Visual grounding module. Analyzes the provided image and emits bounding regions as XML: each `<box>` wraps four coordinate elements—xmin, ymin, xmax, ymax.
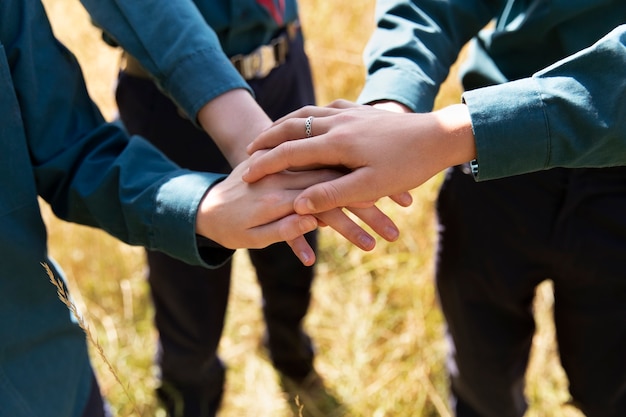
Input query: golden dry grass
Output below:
<box><xmin>40</xmin><ymin>0</ymin><xmax>583</xmax><ymax>416</ymax></box>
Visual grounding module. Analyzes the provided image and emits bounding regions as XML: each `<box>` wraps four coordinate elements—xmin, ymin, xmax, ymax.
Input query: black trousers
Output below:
<box><xmin>115</xmin><ymin>33</ymin><xmax>318</xmax><ymax>406</ymax></box>
<box><xmin>436</xmin><ymin>165</ymin><xmax>626</xmax><ymax>417</ymax></box>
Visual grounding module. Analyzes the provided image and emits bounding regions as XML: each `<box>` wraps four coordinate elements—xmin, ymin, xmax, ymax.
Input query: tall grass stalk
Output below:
<box><xmin>43</xmin><ymin>263</ymin><xmax>143</xmax><ymax>417</ymax></box>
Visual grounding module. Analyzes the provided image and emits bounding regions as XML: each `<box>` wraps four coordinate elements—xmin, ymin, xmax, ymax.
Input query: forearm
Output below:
<box><xmin>429</xmin><ymin>104</ymin><xmax>476</xmax><ymax>169</ymax></box>
<box><xmin>197</xmin><ymin>89</ymin><xmax>273</xmax><ymax>167</ymax></box>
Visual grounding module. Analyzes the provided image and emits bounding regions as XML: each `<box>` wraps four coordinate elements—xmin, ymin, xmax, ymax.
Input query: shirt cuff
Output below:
<box><xmin>462</xmin><ymin>77</ymin><xmax>550</xmax><ymax>181</ymax></box>
<box><xmin>359</xmin><ymin>68</ymin><xmax>438</xmax><ymax>113</ymax></box>
<box><xmin>160</xmin><ymin>48</ymin><xmax>252</xmax><ymax>124</ymax></box>
<box><xmin>150</xmin><ymin>171</ymin><xmax>233</xmax><ymax>268</ymax></box>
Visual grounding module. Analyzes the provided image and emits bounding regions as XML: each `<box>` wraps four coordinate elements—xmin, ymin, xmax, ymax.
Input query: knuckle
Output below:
<box><xmin>278</xmin><ymin>218</ymin><xmax>298</xmax><ymax>242</ymax></box>
<box><xmin>302</xmin><ymin>104</ymin><xmax>317</xmax><ymax>113</ymax></box>
<box><xmin>319</xmin><ymin>182</ymin><xmax>343</xmax><ymax>208</ymax></box>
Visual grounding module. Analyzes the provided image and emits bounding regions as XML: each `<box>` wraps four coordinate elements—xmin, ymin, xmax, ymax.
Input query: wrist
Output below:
<box><xmin>435</xmin><ymin>103</ymin><xmax>476</xmax><ymax>167</ymax></box>
<box><xmin>370</xmin><ymin>100</ymin><xmax>413</xmax><ymax>113</ymax></box>
<box><xmin>197</xmin><ymin>89</ymin><xmax>272</xmax><ymax>167</ymax></box>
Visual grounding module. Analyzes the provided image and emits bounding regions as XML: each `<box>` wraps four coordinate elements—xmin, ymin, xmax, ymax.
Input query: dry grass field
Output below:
<box><xmin>40</xmin><ymin>1</ymin><xmax>584</xmax><ymax>416</ymax></box>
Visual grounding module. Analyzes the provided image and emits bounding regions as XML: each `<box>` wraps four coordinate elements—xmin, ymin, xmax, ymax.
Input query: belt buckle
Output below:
<box><xmin>242</xmin><ymin>44</ymin><xmax>276</xmax><ymax>80</ymax></box>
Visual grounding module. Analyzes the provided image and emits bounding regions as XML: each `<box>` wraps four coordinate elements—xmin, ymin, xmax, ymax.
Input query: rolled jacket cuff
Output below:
<box><xmin>463</xmin><ymin>78</ymin><xmax>550</xmax><ymax>181</ymax></box>
<box><xmin>359</xmin><ymin>68</ymin><xmax>438</xmax><ymax>113</ymax></box>
<box><xmin>160</xmin><ymin>47</ymin><xmax>253</xmax><ymax>125</ymax></box>
<box><xmin>151</xmin><ymin>171</ymin><xmax>233</xmax><ymax>268</ymax></box>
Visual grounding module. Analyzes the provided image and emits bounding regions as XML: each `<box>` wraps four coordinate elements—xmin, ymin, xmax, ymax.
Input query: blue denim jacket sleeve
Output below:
<box><xmin>80</xmin><ymin>0</ymin><xmax>251</xmax><ymax>121</ymax></box>
<box><xmin>358</xmin><ymin>0</ymin><xmax>499</xmax><ymax>112</ymax></box>
<box><xmin>4</xmin><ymin>0</ymin><xmax>230</xmax><ymax>268</ymax></box>
<box><xmin>0</xmin><ymin>0</ymin><xmax>238</xmax><ymax>413</ymax></box>
<box><xmin>464</xmin><ymin>25</ymin><xmax>626</xmax><ymax>180</ymax></box>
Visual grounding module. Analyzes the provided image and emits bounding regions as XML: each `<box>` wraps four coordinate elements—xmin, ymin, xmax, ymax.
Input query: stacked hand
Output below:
<box><xmin>243</xmin><ymin>100</ymin><xmax>475</xmax><ymax>214</ymax></box>
<box><xmin>196</xmin><ymin>96</ymin><xmax>475</xmax><ymax>266</ymax></box>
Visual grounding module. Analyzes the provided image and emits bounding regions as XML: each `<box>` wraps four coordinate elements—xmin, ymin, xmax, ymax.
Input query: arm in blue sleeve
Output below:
<box><xmin>10</xmin><ymin>0</ymin><xmax>231</xmax><ymax>267</ymax></box>
<box><xmin>464</xmin><ymin>25</ymin><xmax>626</xmax><ymax>180</ymax></box>
<box><xmin>79</xmin><ymin>0</ymin><xmax>251</xmax><ymax>121</ymax></box>
<box><xmin>358</xmin><ymin>0</ymin><xmax>500</xmax><ymax>111</ymax></box>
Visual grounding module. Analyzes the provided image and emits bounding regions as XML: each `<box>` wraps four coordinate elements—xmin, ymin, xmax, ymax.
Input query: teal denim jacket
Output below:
<box><xmin>360</xmin><ymin>0</ymin><xmax>626</xmax><ymax>180</ymax></box>
<box><xmin>0</xmin><ymin>1</ymin><xmax>229</xmax><ymax>415</ymax></box>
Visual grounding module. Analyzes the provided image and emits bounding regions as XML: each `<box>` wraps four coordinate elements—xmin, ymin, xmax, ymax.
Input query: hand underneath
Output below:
<box><xmin>196</xmin><ymin>159</ymin><xmax>400</xmax><ymax>265</ymax></box>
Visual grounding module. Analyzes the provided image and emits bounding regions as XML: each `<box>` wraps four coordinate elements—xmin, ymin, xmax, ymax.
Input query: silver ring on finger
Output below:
<box><xmin>305</xmin><ymin>116</ymin><xmax>314</xmax><ymax>138</ymax></box>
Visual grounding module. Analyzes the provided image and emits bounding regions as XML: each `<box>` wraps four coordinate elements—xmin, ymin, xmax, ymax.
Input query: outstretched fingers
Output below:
<box><xmin>253</xmin><ymin>213</ymin><xmax>319</xmax><ymax>265</ymax></box>
<box><xmin>347</xmin><ymin>206</ymin><xmax>400</xmax><ymax>243</ymax></box>
<box><xmin>389</xmin><ymin>192</ymin><xmax>413</xmax><ymax>207</ymax></box>
<box><xmin>312</xmin><ymin>204</ymin><xmax>401</xmax><ymax>252</ymax></box>
<box><xmin>314</xmin><ymin>208</ymin><xmax>377</xmax><ymax>251</ymax></box>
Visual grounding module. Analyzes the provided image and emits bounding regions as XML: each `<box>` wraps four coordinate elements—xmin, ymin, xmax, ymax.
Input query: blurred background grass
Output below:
<box><xmin>40</xmin><ymin>1</ymin><xmax>583</xmax><ymax>416</ymax></box>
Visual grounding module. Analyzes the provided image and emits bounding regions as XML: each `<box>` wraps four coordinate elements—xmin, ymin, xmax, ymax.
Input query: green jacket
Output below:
<box><xmin>359</xmin><ymin>0</ymin><xmax>626</xmax><ymax>180</ymax></box>
<box><xmin>0</xmin><ymin>1</ymin><xmax>231</xmax><ymax>416</ymax></box>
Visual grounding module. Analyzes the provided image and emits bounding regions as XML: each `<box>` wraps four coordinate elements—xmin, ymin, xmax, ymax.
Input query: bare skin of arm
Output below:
<box><xmin>197</xmin><ymin>88</ymin><xmax>271</xmax><ymax>167</ymax></box>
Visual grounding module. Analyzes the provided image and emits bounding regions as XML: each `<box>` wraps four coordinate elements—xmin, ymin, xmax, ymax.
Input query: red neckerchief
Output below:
<box><xmin>256</xmin><ymin>0</ymin><xmax>285</xmax><ymax>25</ymax></box>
